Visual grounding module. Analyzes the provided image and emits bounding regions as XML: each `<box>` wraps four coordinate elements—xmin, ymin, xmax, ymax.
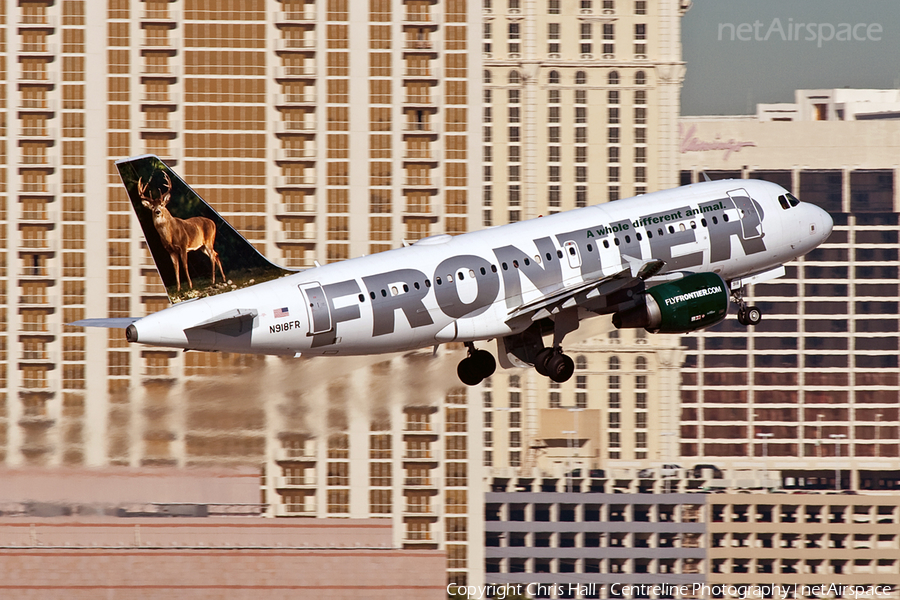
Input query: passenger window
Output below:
<box><xmin>679</xmin><ymin>223</ymin><xmax>686</xmax><ymax>231</ymax></box>
<box><xmin>369</xmin><ymin>291</ymin><xmax>376</xmax><ymax>300</ymax></box>
<box><xmin>701</xmin><ymin>218</ymin><xmax>707</xmax><ymax>227</ymax></box>
<box><xmin>569</xmin><ymin>247</ymin><xmax>576</xmax><ymax>255</ymax></box>
<box><xmin>523</xmin><ymin>258</ymin><xmax>530</xmax><ymax>266</ymax></box>
<box><xmin>691</xmin><ymin>221</ymin><xmax>697</xmax><ymax>229</ymax></box>
<box><xmin>381</xmin><ymin>289</ymin><xmax>387</xmax><ymax>297</ymax></box>
<box><xmin>391</xmin><ymin>286</ymin><xmax>398</xmax><ymax>296</ymax></box>
<box><xmin>502</xmin><ymin>262</ymin><xmax>508</xmax><ymax>270</ymax></box>
<box><xmin>636</xmin><ymin>233</ymin><xmax>642</xmax><ymax>241</ymax></box>
<box><xmin>557</xmin><ymin>250</ymin><xmax>563</xmax><ymax>259</ymax></box>
<box><xmin>712</xmin><ymin>216</ymin><xmax>718</xmax><ymax>224</ymax></box>
<box><xmin>425</xmin><ymin>279</ymin><xmax>431</xmax><ymax>287</ymax></box>
<box><xmin>546</xmin><ymin>252</ymin><xmax>553</xmax><ymax>261</ymax></box>
<box><xmin>647</xmin><ymin>230</ymin><xmax>653</xmax><ymax>239</ymax></box>
<box><xmin>358</xmin><ymin>294</ymin><xmax>365</xmax><ymax>302</ymax></box>
<box><xmin>480</xmin><ymin>267</ymin><xmax>486</xmax><ymax>275</ymax></box>
<box><xmin>723</xmin><ymin>213</ymin><xmax>729</xmax><ymax>222</ymax></box>
<box><xmin>469</xmin><ymin>269</ymin><xmax>475</xmax><ymax>277</ymax></box>
<box><xmin>436</xmin><ymin>277</ymin><xmax>442</xmax><ymax>285</ymax></box>
<box><xmin>491</xmin><ymin>265</ymin><xmax>497</xmax><ymax>273</ymax></box>
<box><xmin>658</xmin><ymin>228</ymin><xmax>664</xmax><ymax>236</ymax></box>
<box><xmin>603</xmin><ymin>240</ymin><xmax>609</xmax><ymax>248</ymax></box>
<box><xmin>534</xmin><ymin>255</ymin><xmax>541</xmax><ymax>264</ymax></box>
<box><xmin>614</xmin><ymin>238</ymin><xmax>620</xmax><ymax>246</ymax></box>
<box><xmin>447</xmin><ymin>274</ymin><xmax>453</xmax><ymax>282</ymax></box>
<box><xmin>458</xmin><ymin>271</ymin><xmax>464</xmax><ymax>280</ymax></box>
<box><xmin>668</xmin><ymin>226</ymin><xmax>674</xmax><ymax>234</ymax></box>
<box><xmin>625</xmin><ymin>235</ymin><xmax>631</xmax><ymax>243</ymax></box>
<box><xmin>414</xmin><ymin>281</ymin><xmax>420</xmax><ymax>289</ymax></box>
<box><xmin>403</xmin><ymin>284</ymin><xmax>409</xmax><ymax>292</ymax></box>
<box><xmin>513</xmin><ymin>260</ymin><xmax>519</xmax><ymax>268</ymax></box>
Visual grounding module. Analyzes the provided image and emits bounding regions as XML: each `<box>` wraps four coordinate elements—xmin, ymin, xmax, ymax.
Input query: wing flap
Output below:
<box><xmin>506</xmin><ymin>258</ymin><xmax>667</xmax><ymax>324</ymax></box>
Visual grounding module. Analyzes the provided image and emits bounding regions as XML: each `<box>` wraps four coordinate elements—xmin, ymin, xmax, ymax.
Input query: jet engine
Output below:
<box><xmin>612</xmin><ymin>272</ymin><xmax>729</xmax><ymax>333</ymax></box>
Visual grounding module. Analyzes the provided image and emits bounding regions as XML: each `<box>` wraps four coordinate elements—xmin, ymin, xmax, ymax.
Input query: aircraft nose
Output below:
<box><xmin>816</xmin><ymin>205</ymin><xmax>834</xmax><ymax>242</ymax></box>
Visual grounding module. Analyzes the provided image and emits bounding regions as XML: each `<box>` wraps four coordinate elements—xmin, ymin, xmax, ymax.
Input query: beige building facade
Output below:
<box><xmin>481</xmin><ymin>0</ymin><xmax>691</xmax><ymax>478</ymax></box>
<box><xmin>1</xmin><ymin>0</ymin><xmax>484</xmax><ymax>588</ymax></box>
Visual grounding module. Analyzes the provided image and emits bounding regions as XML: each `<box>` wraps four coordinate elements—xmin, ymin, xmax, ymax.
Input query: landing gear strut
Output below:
<box><xmin>732</xmin><ymin>288</ymin><xmax>762</xmax><ymax>326</ymax></box>
<box><xmin>457</xmin><ymin>342</ymin><xmax>496</xmax><ymax>386</ymax></box>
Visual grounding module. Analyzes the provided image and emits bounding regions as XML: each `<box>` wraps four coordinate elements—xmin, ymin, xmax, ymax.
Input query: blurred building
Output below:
<box><xmin>0</xmin><ymin>468</ymin><xmax>445</xmax><ymax>599</ymax></box>
<box><xmin>0</xmin><ymin>0</ymin><xmax>483</xmax><ymax>588</ymax></box>
<box><xmin>480</xmin><ymin>0</ymin><xmax>692</xmax><ymax>478</ymax></box>
<box><xmin>678</xmin><ymin>89</ymin><xmax>900</xmax><ymax>479</ymax></box>
<box><xmin>484</xmin><ymin>475</ymin><xmax>900</xmax><ymax>599</ymax></box>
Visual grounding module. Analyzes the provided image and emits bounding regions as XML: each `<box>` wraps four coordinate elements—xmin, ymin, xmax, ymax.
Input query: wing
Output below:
<box><xmin>506</xmin><ymin>257</ymin><xmax>666</xmax><ymax>324</ymax></box>
<box><xmin>68</xmin><ymin>318</ymin><xmax>140</xmax><ymax>328</ymax></box>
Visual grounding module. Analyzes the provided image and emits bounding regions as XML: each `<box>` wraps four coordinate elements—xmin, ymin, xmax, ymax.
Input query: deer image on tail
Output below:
<box><xmin>138</xmin><ymin>173</ymin><xmax>225</xmax><ymax>291</ymax></box>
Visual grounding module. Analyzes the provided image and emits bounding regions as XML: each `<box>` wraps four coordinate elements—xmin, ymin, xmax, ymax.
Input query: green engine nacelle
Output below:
<box><xmin>612</xmin><ymin>272</ymin><xmax>730</xmax><ymax>333</ymax></box>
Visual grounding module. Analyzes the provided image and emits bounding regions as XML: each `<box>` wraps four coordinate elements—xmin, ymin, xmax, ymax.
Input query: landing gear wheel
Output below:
<box><xmin>457</xmin><ymin>357</ymin><xmax>483</xmax><ymax>386</ymax></box>
<box><xmin>745</xmin><ymin>305</ymin><xmax>762</xmax><ymax>325</ymax></box>
<box><xmin>471</xmin><ymin>349</ymin><xmax>496</xmax><ymax>379</ymax></box>
<box><xmin>533</xmin><ymin>348</ymin><xmax>555</xmax><ymax>377</ymax></box>
<box><xmin>457</xmin><ymin>345</ymin><xmax>497</xmax><ymax>385</ymax></box>
<box><xmin>545</xmin><ymin>351</ymin><xmax>575</xmax><ymax>383</ymax></box>
<box><xmin>737</xmin><ymin>308</ymin><xmax>750</xmax><ymax>326</ymax></box>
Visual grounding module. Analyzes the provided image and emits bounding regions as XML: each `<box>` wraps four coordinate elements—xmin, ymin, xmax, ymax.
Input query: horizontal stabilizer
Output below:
<box><xmin>69</xmin><ymin>318</ymin><xmax>139</xmax><ymax>329</ymax></box>
<box><xmin>185</xmin><ymin>308</ymin><xmax>258</xmax><ymax>338</ymax></box>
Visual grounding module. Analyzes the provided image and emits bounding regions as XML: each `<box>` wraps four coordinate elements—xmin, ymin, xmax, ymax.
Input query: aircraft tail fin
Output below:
<box><xmin>116</xmin><ymin>155</ymin><xmax>293</xmax><ymax>304</ymax></box>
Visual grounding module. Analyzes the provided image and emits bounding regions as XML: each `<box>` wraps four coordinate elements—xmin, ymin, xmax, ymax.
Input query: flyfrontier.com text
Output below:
<box><xmin>664</xmin><ymin>285</ymin><xmax>724</xmax><ymax>306</ymax></box>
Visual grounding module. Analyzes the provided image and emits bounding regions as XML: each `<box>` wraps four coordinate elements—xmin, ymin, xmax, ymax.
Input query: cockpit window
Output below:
<box><xmin>785</xmin><ymin>192</ymin><xmax>800</xmax><ymax>207</ymax></box>
<box><xmin>778</xmin><ymin>194</ymin><xmax>790</xmax><ymax>210</ymax></box>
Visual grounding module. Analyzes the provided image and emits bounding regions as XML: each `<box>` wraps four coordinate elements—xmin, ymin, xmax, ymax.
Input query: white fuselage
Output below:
<box><xmin>130</xmin><ymin>179</ymin><xmax>832</xmax><ymax>356</ymax></box>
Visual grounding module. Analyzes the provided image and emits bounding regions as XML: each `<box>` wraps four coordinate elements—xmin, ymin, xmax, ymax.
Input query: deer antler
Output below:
<box><xmin>160</xmin><ymin>172</ymin><xmax>173</xmax><ymax>207</ymax></box>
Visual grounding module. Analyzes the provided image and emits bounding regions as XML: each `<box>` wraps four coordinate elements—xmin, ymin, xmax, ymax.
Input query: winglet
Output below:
<box><xmin>116</xmin><ymin>155</ymin><xmax>292</xmax><ymax>304</ymax></box>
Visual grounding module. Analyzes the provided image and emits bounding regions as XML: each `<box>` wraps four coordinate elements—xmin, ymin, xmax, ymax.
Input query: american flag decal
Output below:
<box><xmin>274</xmin><ymin>307</ymin><xmax>290</xmax><ymax>318</ymax></box>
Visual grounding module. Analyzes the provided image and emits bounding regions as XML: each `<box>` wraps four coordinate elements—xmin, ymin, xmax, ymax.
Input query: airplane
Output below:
<box><xmin>73</xmin><ymin>155</ymin><xmax>833</xmax><ymax>386</ymax></box>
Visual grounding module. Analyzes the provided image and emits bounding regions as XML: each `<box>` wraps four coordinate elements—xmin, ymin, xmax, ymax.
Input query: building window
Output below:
<box><xmin>635</xmin><ymin>0</ymin><xmax>646</xmax><ymax>15</ymax></box>
<box><xmin>576</xmin><ymin>166</ymin><xmax>587</xmax><ymax>183</ymax></box>
<box><xmin>550</xmin><ymin>391</ymin><xmax>561</xmax><ymax>408</ymax></box>
<box><xmin>635</xmin><ymin>70</ymin><xmax>646</xmax><ymax>85</ymax></box>
<box><xmin>549</xmin><ymin>185</ymin><xmax>561</xmax><ymax>207</ymax></box>
<box><xmin>549</xmin><ymin>106</ymin><xmax>560</xmax><ymax>123</ymax></box>
<box><xmin>549</xmin><ymin>146</ymin><xmax>561</xmax><ymax>162</ymax></box>
<box><xmin>636</xmin><ymin>431</ymin><xmax>647</xmax><ymax>448</ymax></box>
<box><xmin>509</xmin><ymin>392</ymin><xmax>521</xmax><ymax>408</ymax></box>
<box><xmin>608</xmin><ymin>107</ymin><xmax>619</xmax><ymax>124</ymax></box>
<box><xmin>509</xmin><ymin>126</ymin><xmax>520</xmax><ymax>142</ymax></box>
<box><xmin>609</xmin><ymin>431</ymin><xmax>620</xmax><ymax>448</ymax></box>
<box><xmin>576</xmin><ymin>147</ymin><xmax>587</xmax><ymax>163</ymax></box>
<box><xmin>636</xmin><ymin>413</ymin><xmax>647</xmax><ymax>428</ymax></box>
<box><xmin>635</xmin><ymin>166</ymin><xmax>646</xmax><ymax>182</ymax></box>
<box><xmin>576</xmin><ymin>392</ymin><xmax>587</xmax><ymax>409</ymax></box>
<box><xmin>609</xmin><ymin>412</ymin><xmax>620</xmax><ymax>429</ymax></box>
<box><xmin>608</xmin><ymin>127</ymin><xmax>619</xmax><ymax>143</ymax></box>
<box><xmin>509</xmin><ymin>184</ymin><xmax>521</xmax><ymax>205</ymax></box>
<box><xmin>636</xmin><ymin>392</ymin><xmax>647</xmax><ymax>409</ymax></box>
<box><xmin>608</xmin><ymin>146</ymin><xmax>619</xmax><ymax>163</ymax></box>
<box><xmin>576</xmin><ymin>70</ymin><xmax>587</xmax><ymax>85</ymax></box>
<box><xmin>635</xmin><ymin>90</ymin><xmax>647</xmax><ymax>104</ymax></box>
<box><xmin>635</xmin><ymin>146</ymin><xmax>646</xmax><ymax>163</ymax></box>
<box><xmin>609</xmin><ymin>356</ymin><xmax>620</xmax><ymax>370</ymax></box>
<box><xmin>510</xmin><ymin>451</ymin><xmax>521</xmax><ymax>467</ymax></box>
<box><xmin>635</xmin><ymin>127</ymin><xmax>646</xmax><ymax>143</ymax></box>
<box><xmin>635</xmin><ymin>23</ymin><xmax>646</xmax><ymax>39</ymax></box>
<box><xmin>576</xmin><ymin>186</ymin><xmax>587</xmax><ymax>207</ymax></box>
<box><xmin>608</xmin><ymin>70</ymin><xmax>619</xmax><ymax>85</ymax></box>
<box><xmin>609</xmin><ymin>166</ymin><xmax>620</xmax><ymax>182</ymax></box>
<box><xmin>635</xmin><ymin>107</ymin><xmax>647</xmax><ymax>124</ymax></box>
<box><xmin>549</xmin><ymin>70</ymin><xmax>560</xmax><ymax>84</ymax></box>
<box><xmin>609</xmin><ymin>392</ymin><xmax>620</xmax><ymax>408</ymax></box>
<box><xmin>549</xmin><ymin>0</ymin><xmax>560</xmax><ymax>13</ymax></box>
<box><xmin>484</xmin><ymin>450</ymin><xmax>493</xmax><ymax>466</ymax></box>
<box><xmin>575</xmin><ymin>127</ymin><xmax>587</xmax><ymax>143</ymax></box>
<box><xmin>550</xmin><ymin>165</ymin><xmax>561</xmax><ymax>182</ymax></box>
<box><xmin>609</xmin><ymin>186</ymin><xmax>619</xmax><ymax>201</ymax></box>
<box><xmin>549</xmin><ymin>126</ymin><xmax>561</xmax><ymax>143</ymax></box>
<box><xmin>608</xmin><ymin>89</ymin><xmax>619</xmax><ymax>105</ymax></box>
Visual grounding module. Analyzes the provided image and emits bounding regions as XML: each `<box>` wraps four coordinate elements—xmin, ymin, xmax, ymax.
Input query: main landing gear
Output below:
<box><xmin>732</xmin><ymin>288</ymin><xmax>762</xmax><ymax>326</ymax></box>
<box><xmin>533</xmin><ymin>346</ymin><xmax>575</xmax><ymax>383</ymax></box>
<box><xmin>457</xmin><ymin>342</ymin><xmax>497</xmax><ymax>386</ymax></box>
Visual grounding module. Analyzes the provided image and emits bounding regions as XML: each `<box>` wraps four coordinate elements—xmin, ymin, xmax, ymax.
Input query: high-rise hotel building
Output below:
<box><xmin>678</xmin><ymin>89</ymin><xmax>900</xmax><ymax>486</ymax></box>
<box><xmin>480</xmin><ymin>0</ymin><xmax>692</xmax><ymax>477</ymax></box>
<box><xmin>1</xmin><ymin>0</ymin><xmax>484</xmax><ymax>588</ymax></box>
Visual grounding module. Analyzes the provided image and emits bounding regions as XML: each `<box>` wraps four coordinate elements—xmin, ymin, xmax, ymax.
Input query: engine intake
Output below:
<box><xmin>612</xmin><ymin>272</ymin><xmax>729</xmax><ymax>333</ymax></box>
